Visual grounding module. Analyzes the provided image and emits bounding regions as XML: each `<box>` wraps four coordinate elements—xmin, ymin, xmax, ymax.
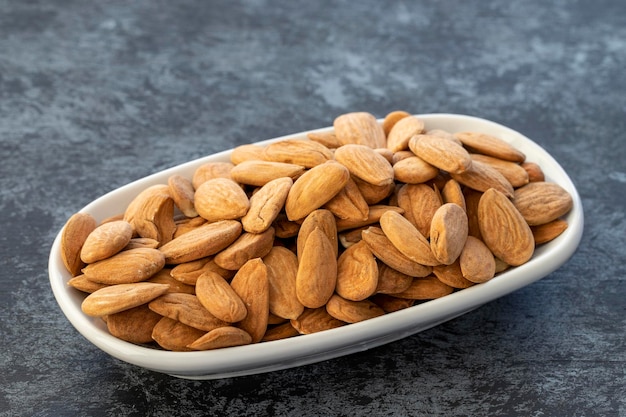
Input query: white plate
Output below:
<box><xmin>48</xmin><ymin>114</ymin><xmax>584</xmax><ymax>379</ymax></box>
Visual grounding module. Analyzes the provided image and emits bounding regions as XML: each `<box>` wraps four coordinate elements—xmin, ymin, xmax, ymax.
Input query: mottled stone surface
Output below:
<box><xmin>1</xmin><ymin>0</ymin><xmax>625</xmax><ymax>416</ymax></box>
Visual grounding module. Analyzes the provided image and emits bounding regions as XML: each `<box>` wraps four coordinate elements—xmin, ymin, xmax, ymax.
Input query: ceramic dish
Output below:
<box><xmin>48</xmin><ymin>114</ymin><xmax>584</xmax><ymax>379</ymax></box>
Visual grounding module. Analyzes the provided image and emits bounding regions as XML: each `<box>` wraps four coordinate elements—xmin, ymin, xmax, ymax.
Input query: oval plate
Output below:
<box><xmin>49</xmin><ymin>114</ymin><xmax>584</xmax><ymax>379</ymax></box>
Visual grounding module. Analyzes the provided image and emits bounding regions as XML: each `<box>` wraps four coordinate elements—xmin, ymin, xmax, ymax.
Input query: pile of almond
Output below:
<box><xmin>59</xmin><ymin>111</ymin><xmax>573</xmax><ymax>351</ymax></box>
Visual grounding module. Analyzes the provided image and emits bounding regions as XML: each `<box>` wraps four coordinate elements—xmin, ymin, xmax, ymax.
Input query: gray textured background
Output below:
<box><xmin>1</xmin><ymin>0</ymin><xmax>625</xmax><ymax>416</ymax></box>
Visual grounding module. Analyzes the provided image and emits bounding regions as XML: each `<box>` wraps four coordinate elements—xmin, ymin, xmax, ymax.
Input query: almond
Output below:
<box><xmin>296</xmin><ymin>209</ymin><xmax>338</xmax><ymax>259</ymax></box>
<box><xmin>263</xmin><ymin>246</ymin><xmax>304</xmax><ymax>320</ymax></box>
<box><xmin>441</xmin><ymin>179</ymin><xmax>466</xmax><ymax>212</ymax></box>
<box><xmin>323</xmin><ymin>177</ymin><xmax>369</xmax><ymax>221</ymax></box>
<box><xmin>61</xmin><ymin>213</ymin><xmax>97</xmax><ymax>276</ymax></box>
<box><xmin>169</xmin><ymin>257</ymin><xmax>235</xmax><ymax>285</ymax></box>
<box><xmin>230</xmin><ymin>258</ymin><xmax>270</xmax><ymax>343</ymax></box>
<box><xmin>459</xmin><ymin>236</ymin><xmax>496</xmax><ymax>283</ymax></box>
<box><xmin>369</xmin><ymin>294</ymin><xmax>415</xmax><ymax>313</ymax></box>
<box><xmin>67</xmin><ymin>274</ymin><xmax>109</xmax><ymax>294</ymax></box>
<box><xmin>214</xmin><ymin>228</ymin><xmax>275</xmax><ymax>270</ymax></box>
<box><xmin>146</xmin><ymin>269</ymin><xmax>195</xmax><ymax>294</ymax></box>
<box><xmin>306</xmin><ymin>131</ymin><xmax>342</xmax><ymax>148</ymax></box>
<box><xmin>334</xmin><ymin>144</ymin><xmax>395</xmax><ymax>186</ymax></box>
<box><xmin>513</xmin><ymin>182</ymin><xmax>573</xmax><ymax>226</ymax></box>
<box><xmin>262</xmin><ymin>139</ymin><xmax>333</xmax><ymax>168</ymax></box>
<box><xmin>296</xmin><ymin>227</ymin><xmax>337</xmax><ymax>308</ymax></box>
<box><xmin>285</xmin><ymin>160</ymin><xmax>350</xmax><ymax>221</ymax></box>
<box><xmin>192</xmin><ymin>161</ymin><xmax>235</xmax><ymax>189</ymax></box>
<box><xmin>194</xmin><ymin>178</ymin><xmax>250</xmax><ymax>222</ymax></box>
<box><xmin>81</xmin><ymin>282</ymin><xmax>170</xmax><ymax>316</ymax></box>
<box><xmin>531</xmin><ymin>219</ymin><xmax>569</xmax><ymax>244</ymax></box>
<box><xmin>408</xmin><ymin>134</ymin><xmax>472</xmax><ymax>174</ymax></box>
<box><xmin>478</xmin><ymin>188</ymin><xmax>534</xmax><ymax>266</ymax></box>
<box><xmin>106</xmin><ymin>304</ymin><xmax>163</xmax><ymax>344</ymax></box>
<box><xmin>432</xmin><ymin>260</ymin><xmax>475</xmax><ymax>289</ymax></box>
<box><xmin>241</xmin><ymin>177</ymin><xmax>293</xmax><ymax>233</ymax></box>
<box><xmin>326</xmin><ymin>295</ymin><xmax>385</xmax><ymax>323</ymax></box>
<box><xmin>230</xmin><ymin>160</ymin><xmax>305</xmax><ymax>186</ymax></box>
<box><xmin>450</xmin><ymin>159</ymin><xmax>514</xmax><ymax>198</ymax></box>
<box><xmin>167</xmin><ymin>174</ymin><xmax>198</xmax><ymax>218</ymax></box>
<box><xmin>429</xmin><ymin>203</ymin><xmax>469</xmax><ymax>265</ymax></box>
<box><xmin>230</xmin><ymin>144</ymin><xmax>266</xmax><ymax>164</ymax></box>
<box><xmin>375</xmin><ymin>262</ymin><xmax>414</xmax><ymax>294</ymax></box>
<box><xmin>195</xmin><ymin>271</ymin><xmax>248</xmax><ymax>323</ymax></box>
<box><xmin>290</xmin><ymin>307</ymin><xmax>345</xmax><ymax>334</ymax></box>
<box><xmin>333</xmin><ymin>112</ymin><xmax>386</xmax><ymax>148</ymax></box>
<box><xmin>152</xmin><ymin>317</ymin><xmax>206</xmax><ymax>352</ymax></box>
<box><xmin>386</xmin><ymin>115</ymin><xmax>425</xmax><ymax>152</ymax></box>
<box><xmin>187</xmin><ymin>326</ymin><xmax>253</xmax><ymax>350</ymax></box>
<box><xmin>391</xmin><ymin>276</ymin><xmax>454</xmax><ymax>300</ymax></box>
<box><xmin>335</xmin><ymin>240</ymin><xmax>378</xmax><ymax>301</ymax></box>
<box><xmin>80</xmin><ymin>220</ymin><xmax>133</xmax><ymax>264</ymax></box>
<box><xmin>123</xmin><ymin>184</ymin><xmax>176</xmax><ymax>245</ymax></box>
<box><xmin>470</xmin><ymin>153</ymin><xmax>529</xmax><ymax>188</ymax></box>
<box><xmin>159</xmin><ymin>220</ymin><xmax>242</xmax><ymax>264</ymax></box>
<box><xmin>261</xmin><ymin>322</ymin><xmax>300</xmax><ymax>342</ymax></box>
<box><xmin>455</xmin><ymin>131</ymin><xmax>526</xmax><ymax>162</ymax></box>
<box><xmin>335</xmin><ymin>204</ymin><xmax>404</xmax><ymax>232</ymax></box>
<box><xmin>379</xmin><ymin>210</ymin><xmax>439</xmax><ymax>266</ymax></box>
<box><xmin>82</xmin><ymin>248</ymin><xmax>165</xmax><ymax>285</ymax></box>
<box><xmin>392</xmin><ymin>155</ymin><xmax>439</xmax><ymax>184</ymax></box>
<box><xmin>521</xmin><ymin>161</ymin><xmax>545</xmax><ymax>182</ymax></box>
<box><xmin>351</xmin><ymin>176</ymin><xmax>395</xmax><ymax>205</ymax></box>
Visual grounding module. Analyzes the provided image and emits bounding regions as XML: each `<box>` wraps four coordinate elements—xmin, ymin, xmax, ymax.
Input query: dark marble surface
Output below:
<box><xmin>1</xmin><ymin>0</ymin><xmax>625</xmax><ymax>416</ymax></box>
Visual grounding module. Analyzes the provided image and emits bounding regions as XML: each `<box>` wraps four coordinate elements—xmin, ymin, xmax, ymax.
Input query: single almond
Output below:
<box><xmin>152</xmin><ymin>317</ymin><xmax>206</xmax><ymax>352</ymax></box>
<box><xmin>432</xmin><ymin>260</ymin><xmax>475</xmax><ymax>289</ymax></box>
<box><xmin>81</xmin><ymin>282</ymin><xmax>170</xmax><ymax>316</ymax></box>
<box><xmin>335</xmin><ymin>240</ymin><xmax>378</xmax><ymax>301</ymax></box>
<box><xmin>323</xmin><ymin>177</ymin><xmax>370</xmax><ymax>221</ymax></box>
<box><xmin>380</xmin><ymin>210</ymin><xmax>440</xmax><ymax>266</ymax></box>
<box><xmin>393</xmin><ymin>155</ymin><xmax>439</xmax><ymax>184</ymax></box>
<box><xmin>262</xmin><ymin>139</ymin><xmax>333</xmax><ymax>168</ymax></box>
<box><xmin>450</xmin><ymin>160</ymin><xmax>514</xmax><ymax>198</ymax></box>
<box><xmin>352</xmin><ymin>175</ymin><xmax>395</xmax><ymax>205</ymax></box>
<box><xmin>159</xmin><ymin>220</ymin><xmax>242</xmax><ymax>264</ymax></box>
<box><xmin>230</xmin><ymin>160</ymin><xmax>305</xmax><ymax>187</ymax></box>
<box><xmin>261</xmin><ymin>322</ymin><xmax>300</xmax><ymax>342</ymax></box>
<box><xmin>370</xmin><ymin>294</ymin><xmax>415</xmax><ymax>313</ymax></box>
<box><xmin>455</xmin><ymin>131</ymin><xmax>526</xmax><ymax>162</ymax></box>
<box><xmin>531</xmin><ymin>219</ymin><xmax>569</xmax><ymax>244</ymax></box>
<box><xmin>230</xmin><ymin>144</ymin><xmax>266</xmax><ymax>165</ymax></box>
<box><xmin>195</xmin><ymin>271</ymin><xmax>248</xmax><ymax>323</ymax></box>
<box><xmin>470</xmin><ymin>154</ymin><xmax>529</xmax><ymax>188</ymax></box>
<box><xmin>441</xmin><ymin>179</ymin><xmax>466</xmax><ymax>212</ymax></box>
<box><xmin>67</xmin><ymin>274</ymin><xmax>109</xmax><ymax>294</ymax></box>
<box><xmin>241</xmin><ymin>177</ymin><xmax>293</xmax><ymax>233</ymax></box>
<box><xmin>390</xmin><ymin>276</ymin><xmax>454</xmax><ymax>300</ymax></box>
<box><xmin>194</xmin><ymin>178</ymin><xmax>250</xmax><ymax>222</ymax></box>
<box><xmin>334</xmin><ymin>144</ymin><xmax>395</xmax><ymax>186</ymax></box>
<box><xmin>170</xmin><ymin>257</ymin><xmax>235</xmax><ymax>285</ymax></box>
<box><xmin>513</xmin><ymin>182</ymin><xmax>573</xmax><ymax>226</ymax></box>
<box><xmin>375</xmin><ymin>262</ymin><xmax>414</xmax><ymax>294</ymax></box>
<box><xmin>459</xmin><ymin>236</ymin><xmax>496</xmax><ymax>283</ymax></box>
<box><xmin>214</xmin><ymin>228</ymin><xmax>275</xmax><ymax>270</ymax></box>
<box><xmin>296</xmin><ymin>227</ymin><xmax>337</xmax><ymax>308</ymax></box>
<box><xmin>478</xmin><ymin>188</ymin><xmax>534</xmax><ymax>266</ymax></box>
<box><xmin>521</xmin><ymin>161</ymin><xmax>545</xmax><ymax>182</ymax></box>
<box><xmin>307</xmin><ymin>131</ymin><xmax>342</xmax><ymax>148</ymax></box>
<box><xmin>124</xmin><ymin>237</ymin><xmax>160</xmax><ymax>250</ymax></box>
<box><xmin>285</xmin><ymin>160</ymin><xmax>350</xmax><ymax>221</ymax></box>
<box><xmin>263</xmin><ymin>246</ymin><xmax>304</xmax><ymax>320</ymax></box>
<box><xmin>187</xmin><ymin>326</ymin><xmax>253</xmax><ymax>350</ymax></box>
<box><xmin>106</xmin><ymin>304</ymin><xmax>163</xmax><ymax>344</ymax></box>
<box><xmin>230</xmin><ymin>258</ymin><xmax>270</xmax><ymax>343</ymax></box>
<box><xmin>429</xmin><ymin>203</ymin><xmax>469</xmax><ymax>265</ymax></box>
<box><xmin>326</xmin><ymin>294</ymin><xmax>385</xmax><ymax>323</ymax></box>
<box><xmin>333</xmin><ymin>112</ymin><xmax>386</xmax><ymax>148</ymax></box>
<box><xmin>335</xmin><ymin>204</ymin><xmax>404</xmax><ymax>232</ymax></box>
<box><xmin>82</xmin><ymin>248</ymin><xmax>165</xmax><ymax>285</ymax></box>
<box><xmin>386</xmin><ymin>115</ymin><xmax>425</xmax><ymax>152</ymax></box>
<box><xmin>61</xmin><ymin>213</ymin><xmax>98</xmax><ymax>276</ymax></box>
<box><xmin>80</xmin><ymin>220</ymin><xmax>133</xmax><ymax>264</ymax></box>
<box><xmin>192</xmin><ymin>161</ymin><xmax>235</xmax><ymax>189</ymax></box>
<box><xmin>290</xmin><ymin>307</ymin><xmax>345</xmax><ymax>334</ymax></box>
<box><xmin>408</xmin><ymin>134</ymin><xmax>472</xmax><ymax>174</ymax></box>
<box><xmin>167</xmin><ymin>174</ymin><xmax>198</xmax><ymax>218</ymax></box>
<box><xmin>123</xmin><ymin>184</ymin><xmax>176</xmax><ymax>245</ymax></box>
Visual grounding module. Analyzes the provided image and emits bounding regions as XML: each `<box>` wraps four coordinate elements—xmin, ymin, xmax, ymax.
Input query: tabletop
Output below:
<box><xmin>1</xmin><ymin>1</ymin><xmax>625</xmax><ymax>416</ymax></box>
